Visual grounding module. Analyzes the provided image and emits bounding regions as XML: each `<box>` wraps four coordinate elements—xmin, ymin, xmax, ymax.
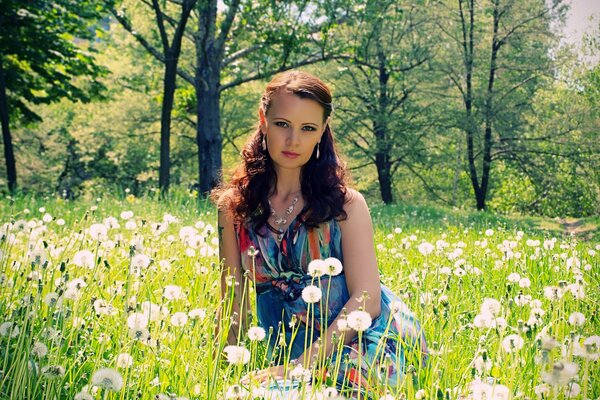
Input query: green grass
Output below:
<box><xmin>0</xmin><ymin>192</ymin><xmax>598</xmax><ymax>399</ymax></box>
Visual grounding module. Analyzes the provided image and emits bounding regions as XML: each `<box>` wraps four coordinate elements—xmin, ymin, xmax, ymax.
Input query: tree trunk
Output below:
<box><xmin>479</xmin><ymin>0</ymin><xmax>501</xmax><ymax>210</ymax></box>
<box><xmin>375</xmin><ymin>154</ymin><xmax>393</xmax><ymax>204</ymax></box>
<box><xmin>159</xmin><ymin>58</ymin><xmax>177</xmax><ymax>196</ymax></box>
<box><xmin>0</xmin><ymin>55</ymin><xmax>16</xmax><ymax>193</ymax></box>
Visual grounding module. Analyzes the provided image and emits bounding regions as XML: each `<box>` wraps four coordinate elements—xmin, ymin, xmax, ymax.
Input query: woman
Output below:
<box><xmin>213</xmin><ymin>70</ymin><xmax>426</xmax><ymax>395</ymax></box>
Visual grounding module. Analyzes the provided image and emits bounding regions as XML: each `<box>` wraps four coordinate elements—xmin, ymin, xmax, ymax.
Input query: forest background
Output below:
<box><xmin>1</xmin><ymin>0</ymin><xmax>599</xmax><ymax>218</ymax></box>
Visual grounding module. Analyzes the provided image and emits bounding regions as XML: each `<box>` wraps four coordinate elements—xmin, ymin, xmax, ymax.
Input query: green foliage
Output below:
<box><xmin>0</xmin><ymin>0</ymin><xmax>110</xmax><ymax>123</ymax></box>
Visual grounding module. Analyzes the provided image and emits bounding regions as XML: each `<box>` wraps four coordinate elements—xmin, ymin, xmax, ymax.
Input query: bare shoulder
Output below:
<box><xmin>341</xmin><ymin>188</ymin><xmax>370</xmax><ymax>224</ymax></box>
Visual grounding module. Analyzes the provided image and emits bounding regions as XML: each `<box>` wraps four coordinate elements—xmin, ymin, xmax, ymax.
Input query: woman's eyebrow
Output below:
<box><xmin>272</xmin><ymin>117</ymin><xmax>319</xmax><ymax>126</ymax></box>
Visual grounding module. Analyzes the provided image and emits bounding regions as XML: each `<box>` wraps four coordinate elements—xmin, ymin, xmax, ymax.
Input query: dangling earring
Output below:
<box><xmin>262</xmin><ymin>133</ymin><xmax>267</xmax><ymax>152</ymax></box>
<box><xmin>316</xmin><ymin>142</ymin><xmax>320</xmax><ymax>159</ymax></box>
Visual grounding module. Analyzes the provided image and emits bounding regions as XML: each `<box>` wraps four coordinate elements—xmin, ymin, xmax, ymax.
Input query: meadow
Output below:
<box><xmin>0</xmin><ymin>193</ymin><xmax>598</xmax><ymax>399</ymax></box>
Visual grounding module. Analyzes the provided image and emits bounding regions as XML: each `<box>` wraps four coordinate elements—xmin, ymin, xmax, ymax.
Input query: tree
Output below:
<box><xmin>110</xmin><ymin>0</ymin><xmax>196</xmax><ymax>196</ymax></box>
<box><xmin>113</xmin><ymin>0</ymin><xmax>349</xmax><ymax>195</ymax></box>
<box><xmin>437</xmin><ymin>0</ymin><xmax>567</xmax><ymax>209</ymax></box>
<box><xmin>334</xmin><ymin>0</ymin><xmax>433</xmax><ymax>204</ymax></box>
<box><xmin>0</xmin><ymin>0</ymin><xmax>108</xmax><ymax>192</ymax></box>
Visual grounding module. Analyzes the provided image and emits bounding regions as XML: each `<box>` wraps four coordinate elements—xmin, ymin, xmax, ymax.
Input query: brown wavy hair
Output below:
<box><xmin>212</xmin><ymin>70</ymin><xmax>348</xmax><ymax>230</ymax></box>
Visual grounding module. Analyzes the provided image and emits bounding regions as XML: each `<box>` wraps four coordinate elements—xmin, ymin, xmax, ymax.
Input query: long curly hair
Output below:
<box><xmin>212</xmin><ymin>70</ymin><xmax>349</xmax><ymax>230</ymax></box>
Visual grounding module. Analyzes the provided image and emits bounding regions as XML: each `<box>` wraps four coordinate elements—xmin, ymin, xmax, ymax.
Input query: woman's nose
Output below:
<box><xmin>286</xmin><ymin>128</ymin><xmax>301</xmax><ymax>145</ymax></box>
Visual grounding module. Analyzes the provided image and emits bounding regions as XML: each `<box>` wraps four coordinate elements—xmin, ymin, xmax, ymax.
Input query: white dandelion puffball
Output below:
<box><xmin>485</xmin><ymin>229</ymin><xmax>494</xmax><ymax>236</ymax></box>
<box><xmin>41</xmin><ymin>365</ymin><xmax>65</xmax><ymax>379</ymax></box>
<box><xmin>501</xmin><ymin>334</ymin><xmax>525</xmax><ymax>352</ymax></box>
<box><xmin>91</xmin><ymin>368</ymin><xmax>124</xmax><ymax>392</ymax></box>
<box><xmin>301</xmin><ymin>285</ymin><xmax>322</xmax><ymax>303</ymax></box>
<box><xmin>127</xmin><ymin>313</ymin><xmax>149</xmax><ymax>330</ymax></box>
<box><xmin>418</xmin><ymin>241</ymin><xmax>434</xmax><ymax>256</ymax></box>
<box><xmin>89</xmin><ymin>223</ymin><xmax>108</xmax><ymax>240</ymax></box>
<box><xmin>0</xmin><ymin>321</ymin><xmax>20</xmax><ymax>338</ymax></box>
<box><xmin>32</xmin><ymin>341</ymin><xmax>48</xmax><ymax>358</ymax></box>
<box><xmin>188</xmin><ymin>308</ymin><xmax>207</xmax><ymax>320</ymax></box>
<box><xmin>142</xmin><ymin>301</ymin><xmax>168</xmax><ymax>321</ymax></box>
<box><xmin>74</xmin><ymin>391</ymin><xmax>94</xmax><ymax>400</ymax></box>
<box><xmin>337</xmin><ymin>318</ymin><xmax>349</xmax><ymax>332</ymax></box>
<box><xmin>247</xmin><ymin>326</ymin><xmax>266</xmax><ymax>341</ymax></box>
<box><xmin>347</xmin><ymin>310</ymin><xmax>372</xmax><ymax>332</ymax></box>
<box><xmin>115</xmin><ymin>353</ymin><xmax>133</xmax><ymax>368</ymax></box>
<box><xmin>323</xmin><ymin>257</ymin><xmax>343</xmax><ymax>276</ymax></box>
<box><xmin>480</xmin><ymin>298</ymin><xmax>502</xmax><ymax>316</ymax></box>
<box><xmin>125</xmin><ymin>220</ymin><xmax>137</xmax><ymax>230</ymax></box>
<box><xmin>289</xmin><ymin>365</ymin><xmax>311</xmax><ymax>382</ymax></box>
<box><xmin>170</xmin><ymin>312</ymin><xmax>188</xmax><ymax>327</ymax></box>
<box><xmin>568</xmin><ymin>312</ymin><xmax>585</xmax><ymax>327</ymax></box>
<box><xmin>223</xmin><ymin>345</ymin><xmax>251</xmax><ymax>365</ymax></box>
<box><xmin>163</xmin><ymin>285</ymin><xmax>184</xmax><ymax>300</ymax></box>
<box><xmin>120</xmin><ymin>210</ymin><xmax>134</xmax><ymax>220</ymax></box>
<box><xmin>73</xmin><ymin>250</ymin><xmax>95</xmax><ymax>269</ymax></box>
<box><xmin>131</xmin><ymin>254</ymin><xmax>150</xmax><ymax>269</ymax></box>
<box><xmin>542</xmin><ymin>361</ymin><xmax>579</xmax><ymax>386</ymax></box>
<box><xmin>307</xmin><ymin>259</ymin><xmax>327</xmax><ymax>277</ymax></box>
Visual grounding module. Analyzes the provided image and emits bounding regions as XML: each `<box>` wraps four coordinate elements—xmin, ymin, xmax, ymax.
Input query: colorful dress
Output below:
<box><xmin>235</xmin><ymin>214</ymin><xmax>427</xmax><ymax>393</ymax></box>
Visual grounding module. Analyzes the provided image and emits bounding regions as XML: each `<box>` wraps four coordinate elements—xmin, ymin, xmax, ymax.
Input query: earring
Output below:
<box><xmin>262</xmin><ymin>133</ymin><xmax>267</xmax><ymax>152</ymax></box>
<box><xmin>316</xmin><ymin>142</ymin><xmax>320</xmax><ymax>159</ymax></box>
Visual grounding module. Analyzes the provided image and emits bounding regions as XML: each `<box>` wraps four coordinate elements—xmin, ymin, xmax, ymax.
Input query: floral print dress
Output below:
<box><xmin>235</xmin><ymin>215</ymin><xmax>427</xmax><ymax>392</ymax></box>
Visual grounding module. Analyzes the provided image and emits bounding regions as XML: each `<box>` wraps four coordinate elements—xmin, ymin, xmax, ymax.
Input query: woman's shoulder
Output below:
<box><xmin>340</xmin><ymin>188</ymin><xmax>369</xmax><ymax>221</ymax></box>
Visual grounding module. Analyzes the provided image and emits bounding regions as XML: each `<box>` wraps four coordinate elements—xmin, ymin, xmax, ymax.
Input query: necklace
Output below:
<box><xmin>268</xmin><ymin>194</ymin><xmax>299</xmax><ymax>242</ymax></box>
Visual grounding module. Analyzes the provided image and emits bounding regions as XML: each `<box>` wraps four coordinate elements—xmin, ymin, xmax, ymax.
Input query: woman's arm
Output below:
<box><xmin>297</xmin><ymin>188</ymin><xmax>382</xmax><ymax>365</ymax></box>
<box><xmin>217</xmin><ymin>201</ymin><xmax>250</xmax><ymax>345</ymax></box>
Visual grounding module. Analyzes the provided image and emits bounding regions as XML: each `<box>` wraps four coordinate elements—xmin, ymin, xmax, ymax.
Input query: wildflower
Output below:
<box><xmin>514</xmin><ymin>294</ymin><xmax>531</xmax><ymax>306</ymax></box>
<box><xmin>347</xmin><ymin>310</ymin><xmax>372</xmax><ymax>332</ymax></box>
<box><xmin>289</xmin><ymin>364</ymin><xmax>311</xmax><ymax>382</ymax></box>
<box><xmin>188</xmin><ymin>308</ymin><xmax>207</xmax><ymax>320</ymax></box>
<box><xmin>129</xmin><ymin>328</ymin><xmax>151</xmax><ymax>342</ymax></box>
<box><xmin>31</xmin><ymin>341</ymin><xmax>48</xmax><ymax>358</ymax></box>
<box><xmin>103</xmin><ymin>217</ymin><xmax>120</xmax><ymax>229</ymax></box>
<box><xmin>543</xmin><ymin>286</ymin><xmax>563</xmax><ymax>301</ymax></box>
<box><xmin>94</xmin><ymin>299</ymin><xmax>118</xmax><ymax>316</ymax></box>
<box><xmin>131</xmin><ymin>254</ymin><xmax>150</xmax><ymax>269</ymax></box>
<box><xmin>247</xmin><ymin>326</ymin><xmax>266</xmax><ymax>341</ymax></box>
<box><xmin>337</xmin><ymin>318</ymin><xmax>349</xmax><ymax>332</ymax></box>
<box><xmin>473</xmin><ymin>355</ymin><xmax>492</xmax><ymax>374</ymax></box>
<box><xmin>501</xmin><ymin>334</ymin><xmax>524</xmax><ymax>352</ymax></box>
<box><xmin>179</xmin><ymin>226</ymin><xmax>198</xmax><ymax>242</ymax></box>
<box><xmin>127</xmin><ymin>313</ymin><xmax>149</xmax><ymax>330</ymax></box>
<box><xmin>485</xmin><ymin>229</ymin><xmax>494</xmax><ymax>236</ymax></box>
<box><xmin>583</xmin><ymin>335</ymin><xmax>600</xmax><ymax>360</ymax></box>
<box><xmin>534</xmin><ymin>384</ymin><xmax>549</xmax><ymax>398</ymax></box>
<box><xmin>116</xmin><ymin>353</ymin><xmax>133</xmax><ymax>368</ymax></box>
<box><xmin>542</xmin><ymin>361</ymin><xmax>578</xmax><ymax>386</ymax></box>
<box><xmin>73</xmin><ymin>250</ymin><xmax>95</xmax><ymax>269</ymax></box>
<box><xmin>163</xmin><ymin>285</ymin><xmax>184</xmax><ymax>300</ymax></box>
<box><xmin>0</xmin><ymin>321</ymin><xmax>19</xmax><ymax>338</ymax></box>
<box><xmin>224</xmin><ymin>384</ymin><xmax>248</xmax><ymax>399</ymax></box>
<box><xmin>120</xmin><ymin>210</ymin><xmax>134</xmax><ymax>220</ymax></box>
<box><xmin>308</xmin><ymin>259</ymin><xmax>327</xmax><ymax>277</ymax></box>
<box><xmin>44</xmin><ymin>292</ymin><xmax>60</xmax><ymax>307</ymax></box>
<box><xmin>91</xmin><ymin>368</ymin><xmax>124</xmax><ymax>391</ymax></box>
<box><xmin>170</xmin><ymin>312</ymin><xmax>188</xmax><ymax>327</ymax></box>
<box><xmin>564</xmin><ymin>382</ymin><xmax>581</xmax><ymax>397</ymax></box>
<box><xmin>125</xmin><ymin>220</ymin><xmax>137</xmax><ymax>230</ymax></box>
<box><xmin>89</xmin><ymin>223</ymin><xmax>108</xmax><ymax>240</ymax></box>
<box><xmin>568</xmin><ymin>312</ymin><xmax>585</xmax><ymax>327</ymax></box>
<box><xmin>415</xmin><ymin>389</ymin><xmax>427</xmax><ymax>400</ymax></box>
<box><xmin>480</xmin><ymin>298</ymin><xmax>502</xmax><ymax>316</ymax></box>
<box><xmin>418</xmin><ymin>242</ymin><xmax>434</xmax><ymax>256</ymax></box>
<box><xmin>324</xmin><ymin>257</ymin><xmax>343</xmax><ymax>276</ymax></box>
<box><xmin>223</xmin><ymin>345</ymin><xmax>251</xmax><ymax>365</ymax></box>
<box><xmin>301</xmin><ymin>285</ymin><xmax>322</xmax><ymax>303</ymax></box>
<box><xmin>507</xmin><ymin>273</ymin><xmax>520</xmax><ymax>283</ymax></box>
<box><xmin>74</xmin><ymin>392</ymin><xmax>94</xmax><ymax>400</ymax></box>
<box><xmin>42</xmin><ymin>213</ymin><xmax>53</xmax><ymax>223</ymax></box>
<box><xmin>469</xmin><ymin>379</ymin><xmax>510</xmax><ymax>400</ymax></box>
<box><xmin>41</xmin><ymin>365</ymin><xmax>65</xmax><ymax>379</ymax></box>
<box><xmin>518</xmin><ymin>277</ymin><xmax>531</xmax><ymax>288</ymax></box>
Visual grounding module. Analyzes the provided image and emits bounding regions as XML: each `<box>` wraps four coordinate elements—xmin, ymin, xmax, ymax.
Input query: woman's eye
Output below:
<box><xmin>303</xmin><ymin>126</ymin><xmax>316</xmax><ymax>132</ymax></box>
<box><xmin>275</xmin><ymin>121</ymin><xmax>289</xmax><ymax>128</ymax></box>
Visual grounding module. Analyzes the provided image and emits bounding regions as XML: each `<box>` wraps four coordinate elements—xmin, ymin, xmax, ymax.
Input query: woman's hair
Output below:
<box><xmin>212</xmin><ymin>70</ymin><xmax>348</xmax><ymax>229</ymax></box>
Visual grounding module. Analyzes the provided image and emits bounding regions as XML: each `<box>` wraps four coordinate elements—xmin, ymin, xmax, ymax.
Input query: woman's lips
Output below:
<box><xmin>282</xmin><ymin>151</ymin><xmax>300</xmax><ymax>158</ymax></box>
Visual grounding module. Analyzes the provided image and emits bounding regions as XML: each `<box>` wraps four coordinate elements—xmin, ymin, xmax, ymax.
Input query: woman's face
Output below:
<box><xmin>260</xmin><ymin>91</ymin><xmax>328</xmax><ymax>172</ymax></box>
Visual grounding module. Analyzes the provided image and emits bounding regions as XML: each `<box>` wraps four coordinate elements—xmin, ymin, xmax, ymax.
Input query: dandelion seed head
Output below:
<box><xmin>346</xmin><ymin>310</ymin><xmax>372</xmax><ymax>332</ymax></box>
<box><xmin>91</xmin><ymin>368</ymin><xmax>124</xmax><ymax>392</ymax></box>
<box><xmin>301</xmin><ymin>285</ymin><xmax>322</xmax><ymax>304</ymax></box>
<box><xmin>247</xmin><ymin>326</ymin><xmax>266</xmax><ymax>341</ymax></box>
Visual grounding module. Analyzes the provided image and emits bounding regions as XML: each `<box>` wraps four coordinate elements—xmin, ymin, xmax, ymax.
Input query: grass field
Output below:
<box><xmin>0</xmin><ymin>193</ymin><xmax>598</xmax><ymax>399</ymax></box>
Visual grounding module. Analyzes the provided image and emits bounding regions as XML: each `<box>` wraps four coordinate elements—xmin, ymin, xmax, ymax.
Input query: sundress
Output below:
<box><xmin>235</xmin><ymin>213</ymin><xmax>427</xmax><ymax>393</ymax></box>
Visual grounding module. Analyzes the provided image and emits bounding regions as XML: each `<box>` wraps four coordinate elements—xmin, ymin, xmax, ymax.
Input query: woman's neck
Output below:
<box><xmin>273</xmin><ymin>168</ymin><xmax>302</xmax><ymax>199</ymax></box>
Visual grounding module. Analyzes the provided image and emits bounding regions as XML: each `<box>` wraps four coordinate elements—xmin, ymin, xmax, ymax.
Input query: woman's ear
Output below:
<box><xmin>322</xmin><ymin>117</ymin><xmax>331</xmax><ymax>135</ymax></box>
<box><xmin>259</xmin><ymin>109</ymin><xmax>266</xmax><ymax>131</ymax></box>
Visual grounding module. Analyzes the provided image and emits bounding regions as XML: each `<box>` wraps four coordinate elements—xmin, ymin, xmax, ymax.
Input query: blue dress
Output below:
<box><xmin>235</xmin><ymin>215</ymin><xmax>427</xmax><ymax>392</ymax></box>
